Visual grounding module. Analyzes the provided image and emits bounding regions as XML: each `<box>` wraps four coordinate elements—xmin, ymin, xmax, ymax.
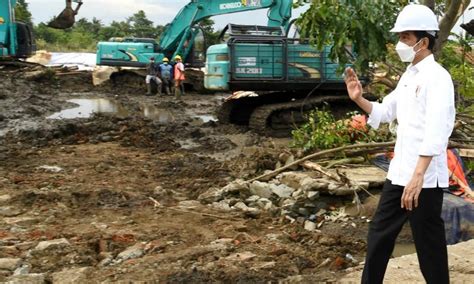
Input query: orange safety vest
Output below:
<box><xmin>174</xmin><ymin>62</ymin><xmax>185</xmax><ymax>81</ymax></box>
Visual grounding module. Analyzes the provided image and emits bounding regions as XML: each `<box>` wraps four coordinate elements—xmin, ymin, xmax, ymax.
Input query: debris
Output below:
<box><xmin>52</xmin><ymin>267</ymin><xmax>92</xmax><ymax>284</ymax></box>
<box><xmin>36</xmin><ymin>165</ymin><xmax>63</xmax><ymax>173</ymax></box>
<box><xmin>304</xmin><ymin>220</ymin><xmax>317</xmax><ymax>232</ymax></box>
<box><xmin>0</xmin><ymin>258</ymin><xmax>21</xmax><ymax>271</ymax></box>
<box><xmin>225</xmin><ymin>251</ymin><xmax>257</xmax><ymax>261</ymax></box>
<box><xmin>116</xmin><ymin>243</ymin><xmax>146</xmax><ymax>262</ymax></box>
<box><xmin>249</xmin><ymin>181</ymin><xmax>273</xmax><ymax>199</ymax></box>
<box><xmin>33</xmin><ymin>238</ymin><xmax>71</xmax><ymax>252</ymax></box>
<box><xmin>248</xmin><ymin>142</ymin><xmax>396</xmax><ymax>182</ymax></box>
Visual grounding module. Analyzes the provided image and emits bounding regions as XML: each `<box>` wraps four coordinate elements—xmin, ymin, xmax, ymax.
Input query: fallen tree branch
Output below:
<box><xmin>248</xmin><ymin>141</ymin><xmax>396</xmax><ymax>182</ymax></box>
<box><xmin>249</xmin><ymin>141</ymin><xmax>473</xmax><ymax>183</ymax></box>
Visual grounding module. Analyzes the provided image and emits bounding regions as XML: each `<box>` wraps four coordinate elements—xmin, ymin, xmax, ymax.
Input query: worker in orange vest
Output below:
<box><xmin>174</xmin><ymin>55</ymin><xmax>185</xmax><ymax>100</ymax></box>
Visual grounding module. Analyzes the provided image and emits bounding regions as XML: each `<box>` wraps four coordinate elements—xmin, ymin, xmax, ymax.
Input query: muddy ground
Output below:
<box><xmin>0</xmin><ymin>67</ymin><xmax>415</xmax><ymax>283</ymax></box>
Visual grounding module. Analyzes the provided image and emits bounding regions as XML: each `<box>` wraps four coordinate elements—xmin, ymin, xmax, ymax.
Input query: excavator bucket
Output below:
<box><xmin>47</xmin><ymin>0</ymin><xmax>83</xmax><ymax>29</ymax></box>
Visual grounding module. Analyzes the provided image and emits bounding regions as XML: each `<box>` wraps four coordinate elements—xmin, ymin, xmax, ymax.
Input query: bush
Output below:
<box><xmin>291</xmin><ymin>107</ymin><xmax>393</xmax><ymax>152</ymax></box>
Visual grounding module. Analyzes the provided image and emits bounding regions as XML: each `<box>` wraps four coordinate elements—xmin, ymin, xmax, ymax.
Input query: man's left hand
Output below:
<box><xmin>401</xmin><ymin>174</ymin><xmax>424</xmax><ymax>210</ymax></box>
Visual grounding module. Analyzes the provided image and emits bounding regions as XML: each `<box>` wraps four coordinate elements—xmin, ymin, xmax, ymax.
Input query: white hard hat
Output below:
<box><xmin>390</xmin><ymin>4</ymin><xmax>439</xmax><ymax>34</ymax></box>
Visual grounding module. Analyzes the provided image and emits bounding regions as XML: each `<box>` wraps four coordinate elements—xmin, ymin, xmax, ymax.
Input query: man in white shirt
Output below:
<box><xmin>344</xmin><ymin>4</ymin><xmax>454</xmax><ymax>284</ymax></box>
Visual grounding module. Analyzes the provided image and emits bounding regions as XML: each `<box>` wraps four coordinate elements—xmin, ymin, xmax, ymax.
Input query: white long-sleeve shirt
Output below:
<box><xmin>368</xmin><ymin>54</ymin><xmax>455</xmax><ymax>188</ymax></box>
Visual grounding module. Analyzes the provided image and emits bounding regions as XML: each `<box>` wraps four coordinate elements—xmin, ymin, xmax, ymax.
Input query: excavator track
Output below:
<box><xmin>248</xmin><ymin>95</ymin><xmax>352</xmax><ymax>137</ymax></box>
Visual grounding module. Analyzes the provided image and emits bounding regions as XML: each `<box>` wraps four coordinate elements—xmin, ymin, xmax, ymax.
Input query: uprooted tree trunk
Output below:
<box><xmin>421</xmin><ymin>0</ymin><xmax>472</xmax><ymax>56</ymax></box>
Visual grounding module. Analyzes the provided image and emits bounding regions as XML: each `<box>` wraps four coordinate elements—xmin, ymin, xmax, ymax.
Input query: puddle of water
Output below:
<box><xmin>47</xmin><ymin>98</ymin><xmax>128</xmax><ymax>119</ymax></box>
<box><xmin>393</xmin><ymin>242</ymin><xmax>416</xmax><ymax>257</ymax></box>
<box><xmin>143</xmin><ymin>106</ymin><xmax>175</xmax><ymax>123</ymax></box>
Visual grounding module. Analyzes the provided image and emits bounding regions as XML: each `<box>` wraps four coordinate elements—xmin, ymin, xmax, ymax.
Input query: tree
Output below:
<box><xmin>297</xmin><ymin>0</ymin><xmax>471</xmax><ymax>72</ymax></box>
<box><xmin>198</xmin><ymin>17</ymin><xmax>221</xmax><ymax>46</ymax></box>
<box><xmin>127</xmin><ymin>10</ymin><xmax>157</xmax><ymax>38</ymax></box>
<box><xmin>14</xmin><ymin>0</ymin><xmax>32</xmax><ymax>25</ymax></box>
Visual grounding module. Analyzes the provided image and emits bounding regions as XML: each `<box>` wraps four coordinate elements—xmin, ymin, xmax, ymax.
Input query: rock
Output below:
<box><xmin>278</xmin><ymin>172</ymin><xmax>323</xmax><ymax>191</ymax></box>
<box><xmin>304</xmin><ymin>221</ymin><xmax>317</xmax><ymax>232</ymax></box>
<box><xmin>211</xmin><ymin>200</ymin><xmax>232</xmax><ymax>211</ymax></box>
<box><xmin>52</xmin><ymin>267</ymin><xmax>92</xmax><ymax>283</ymax></box>
<box><xmin>243</xmin><ymin>207</ymin><xmax>261</xmax><ymax>218</ymax></box>
<box><xmin>33</xmin><ymin>238</ymin><xmax>70</xmax><ymax>252</ymax></box>
<box><xmin>271</xmin><ymin>184</ymin><xmax>295</xmax><ymax>198</ymax></box>
<box><xmin>0</xmin><ymin>246</ymin><xmax>20</xmax><ymax>257</ymax></box>
<box><xmin>197</xmin><ymin>187</ymin><xmax>225</xmax><ymax>203</ymax></box>
<box><xmin>245</xmin><ymin>195</ymin><xmax>260</xmax><ymax>204</ymax></box>
<box><xmin>14</xmin><ymin>242</ymin><xmax>36</xmax><ymax>251</ymax></box>
<box><xmin>318</xmin><ymin>236</ymin><xmax>337</xmax><ymax>246</ymax></box>
<box><xmin>280</xmin><ymin>199</ymin><xmax>296</xmax><ymax>209</ymax></box>
<box><xmin>0</xmin><ymin>207</ymin><xmax>23</xmax><ymax>217</ymax></box>
<box><xmin>4</xmin><ymin>217</ymin><xmax>39</xmax><ymax>227</ymax></box>
<box><xmin>249</xmin><ymin>181</ymin><xmax>273</xmax><ymax>199</ymax></box>
<box><xmin>5</xmin><ymin>273</ymin><xmax>46</xmax><ymax>284</ymax></box>
<box><xmin>98</xmin><ymin>252</ymin><xmax>113</xmax><ymax>267</ymax></box>
<box><xmin>225</xmin><ymin>251</ymin><xmax>257</xmax><ymax>261</ymax></box>
<box><xmin>339</xmin><ymin>167</ymin><xmax>386</xmax><ymax>188</ymax></box>
<box><xmin>117</xmin><ymin>243</ymin><xmax>145</xmax><ymax>261</ymax></box>
<box><xmin>232</xmin><ymin>201</ymin><xmax>250</xmax><ymax>211</ymax></box>
<box><xmin>221</xmin><ymin>179</ymin><xmax>249</xmax><ymax>194</ymax></box>
<box><xmin>255</xmin><ymin>198</ymin><xmax>273</xmax><ymax>211</ymax></box>
<box><xmin>0</xmin><ymin>194</ymin><xmax>12</xmax><ymax>204</ymax></box>
<box><xmin>0</xmin><ymin>258</ymin><xmax>21</xmax><ymax>270</ymax></box>
<box><xmin>307</xmin><ymin>191</ymin><xmax>319</xmax><ymax>200</ymax></box>
<box><xmin>13</xmin><ymin>264</ymin><xmax>30</xmax><ymax>275</ymax></box>
<box><xmin>252</xmin><ymin>261</ymin><xmax>276</xmax><ymax>270</ymax></box>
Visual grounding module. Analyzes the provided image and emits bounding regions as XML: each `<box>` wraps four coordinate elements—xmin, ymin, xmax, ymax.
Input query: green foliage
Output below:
<box><xmin>199</xmin><ymin>18</ymin><xmax>221</xmax><ymax>46</ymax></box>
<box><xmin>14</xmin><ymin>0</ymin><xmax>32</xmax><ymax>25</ymax></box>
<box><xmin>127</xmin><ymin>10</ymin><xmax>160</xmax><ymax>38</ymax></box>
<box><xmin>291</xmin><ymin>107</ymin><xmax>392</xmax><ymax>152</ymax></box>
<box><xmin>32</xmin><ymin>10</ymin><xmax>165</xmax><ymax>52</ymax></box>
<box><xmin>297</xmin><ymin>0</ymin><xmax>408</xmax><ymax>72</ymax></box>
<box><xmin>438</xmin><ymin>39</ymin><xmax>474</xmax><ymax>99</ymax></box>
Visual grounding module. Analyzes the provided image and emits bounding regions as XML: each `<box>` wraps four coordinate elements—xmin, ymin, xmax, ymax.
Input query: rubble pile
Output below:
<box><xmin>198</xmin><ymin>166</ymin><xmax>387</xmax><ymax>229</ymax></box>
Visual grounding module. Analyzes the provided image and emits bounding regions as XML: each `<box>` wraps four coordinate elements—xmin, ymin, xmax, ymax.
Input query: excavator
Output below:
<box><xmin>205</xmin><ymin>23</ymin><xmax>356</xmax><ymax>136</ymax></box>
<box><xmin>0</xmin><ymin>0</ymin><xmax>83</xmax><ymax>58</ymax></box>
<box><xmin>96</xmin><ymin>0</ymin><xmax>356</xmax><ymax>136</ymax></box>
<box><xmin>96</xmin><ymin>0</ymin><xmax>300</xmax><ymax>68</ymax></box>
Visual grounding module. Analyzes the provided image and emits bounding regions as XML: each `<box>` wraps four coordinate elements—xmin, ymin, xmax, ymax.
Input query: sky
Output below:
<box><xmin>28</xmin><ymin>0</ymin><xmax>473</xmax><ymax>34</ymax></box>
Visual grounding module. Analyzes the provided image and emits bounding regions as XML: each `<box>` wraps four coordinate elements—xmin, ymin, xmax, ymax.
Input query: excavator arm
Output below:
<box><xmin>158</xmin><ymin>0</ymin><xmax>294</xmax><ymax>59</ymax></box>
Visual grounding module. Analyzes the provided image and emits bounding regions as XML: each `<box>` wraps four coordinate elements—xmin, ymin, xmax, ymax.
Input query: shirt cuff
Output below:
<box><xmin>418</xmin><ymin>141</ymin><xmax>446</xmax><ymax>156</ymax></box>
<box><xmin>367</xmin><ymin>102</ymin><xmax>382</xmax><ymax>129</ymax></box>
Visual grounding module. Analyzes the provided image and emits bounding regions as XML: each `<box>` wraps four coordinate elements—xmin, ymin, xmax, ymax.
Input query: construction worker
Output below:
<box><xmin>344</xmin><ymin>4</ymin><xmax>454</xmax><ymax>283</ymax></box>
<box><xmin>145</xmin><ymin>57</ymin><xmax>162</xmax><ymax>96</ymax></box>
<box><xmin>173</xmin><ymin>55</ymin><xmax>185</xmax><ymax>99</ymax></box>
<box><xmin>159</xmin><ymin>57</ymin><xmax>173</xmax><ymax>95</ymax></box>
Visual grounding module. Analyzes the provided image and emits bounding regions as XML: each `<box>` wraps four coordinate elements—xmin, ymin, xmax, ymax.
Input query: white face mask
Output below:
<box><xmin>395</xmin><ymin>40</ymin><xmax>422</xmax><ymax>63</ymax></box>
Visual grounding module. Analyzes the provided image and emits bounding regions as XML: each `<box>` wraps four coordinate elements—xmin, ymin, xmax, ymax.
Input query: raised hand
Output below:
<box><xmin>344</xmin><ymin>67</ymin><xmax>363</xmax><ymax>102</ymax></box>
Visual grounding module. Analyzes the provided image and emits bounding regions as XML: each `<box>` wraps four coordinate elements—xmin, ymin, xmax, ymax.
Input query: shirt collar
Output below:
<box><xmin>407</xmin><ymin>54</ymin><xmax>435</xmax><ymax>73</ymax></box>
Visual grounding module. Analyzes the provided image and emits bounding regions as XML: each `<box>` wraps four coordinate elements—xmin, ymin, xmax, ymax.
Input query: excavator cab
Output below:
<box><xmin>48</xmin><ymin>0</ymin><xmax>83</xmax><ymax>29</ymax></box>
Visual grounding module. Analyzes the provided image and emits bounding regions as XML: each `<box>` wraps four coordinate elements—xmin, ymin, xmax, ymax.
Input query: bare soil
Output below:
<box><xmin>0</xmin><ymin>68</ymin><xmax>378</xmax><ymax>283</ymax></box>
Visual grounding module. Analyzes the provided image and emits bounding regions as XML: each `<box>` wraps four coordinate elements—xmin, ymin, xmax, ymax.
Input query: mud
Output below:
<box><xmin>0</xmin><ymin>67</ymin><xmax>391</xmax><ymax>282</ymax></box>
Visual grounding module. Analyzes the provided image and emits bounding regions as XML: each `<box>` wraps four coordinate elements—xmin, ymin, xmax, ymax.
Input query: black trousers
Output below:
<box><xmin>361</xmin><ymin>179</ymin><xmax>449</xmax><ymax>284</ymax></box>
